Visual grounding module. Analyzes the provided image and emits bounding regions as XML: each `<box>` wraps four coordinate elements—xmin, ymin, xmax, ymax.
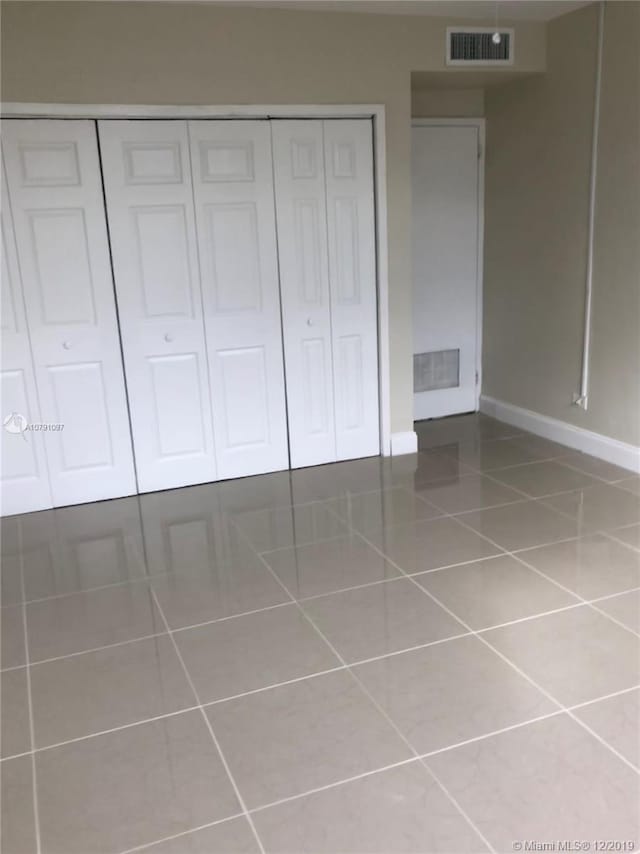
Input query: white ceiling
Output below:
<box><xmin>195</xmin><ymin>1</ymin><xmax>594</xmax><ymax>22</ymax></box>
<box><xmin>23</xmin><ymin>0</ymin><xmax>594</xmax><ymax>22</ymax></box>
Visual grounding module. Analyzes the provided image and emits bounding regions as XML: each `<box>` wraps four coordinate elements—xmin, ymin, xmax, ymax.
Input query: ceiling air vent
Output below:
<box><xmin>446</xmin><ymin>27</ymin><xmax>515</xmax><ymax>66</ymax></box>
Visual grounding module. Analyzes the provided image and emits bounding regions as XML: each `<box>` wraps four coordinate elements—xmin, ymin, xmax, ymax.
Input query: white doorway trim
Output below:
<box><xmin>411</xmin><ymin>117</ymin><xmax>485</xmax><ymax>412</ymax></box>
<box><xmin>2</xmin><ymin>102</ymin><xmax>392</xmax><ymax>456</ymax></box>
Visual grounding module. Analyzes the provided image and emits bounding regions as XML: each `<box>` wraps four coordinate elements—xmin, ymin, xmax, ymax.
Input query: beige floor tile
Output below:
<box><xmin>176</xmin><ymin>604</ymin><xmax>338</xmax><ymax>703</ymax></box>
<box><xmin>141</xmin><ymin>817</ymin><xmax>260</xmax><ymax>854</ymax></box>
<box><xmin>301</xmin><ymin>578</ymin><xmax>465</xmax><ymax>663</ymax></box>
<box><xmin>31</xmin><ymin>635</ymin><xmax>195</xmax><ymax>748</ymax></box>
<box><xmin>483</xmin><ymin>605</ymin><xmax>640</xmax><ymax>705</ymax></box>
<box><xmin>36</xmin><ymin>710</ymin><xmax>240</xmax><ymax>854</ymax></box>
<box><xmin>261</xmin><ymin>534</ymin><xmax>401</xmax><ymax>599</ymax></box>
<box><xmin>610</xmin><ymin>523</ymin><xmax>640</xmax><ymax>551</ymax></box>
<box><xmin>253</xmin><ymin>760</ymin><xmax>489</xmax><ymax>853</ymax></box>
<box><xmin>365</xmin><ymin>516</ymin><xmax>502</xmax><ymax>575</ymax></box>
<box><xmin>559</xmin><ymin>452</ymin><xmax>636</xmax><ymax>483</ymax></box>
<box><xmin>290</xmin><ymin>457</ymin><xmax>393</xmax><ymax>504</ymax></box>
<box><xmin>573</xmin><ymin>688</ymin><xmax>640</xmax><ymax>768</ymax></box>
<box><xmin>442</xmin><ymin>438</ymin><xmax>546</xmax><ymax>471</ymax></box>
<box><xmin>461</xmin><ymin>500</ymin><xmax>581</xmax><ymax>551</ymax></box>
<box><xmin>417</xmin><ymin>474</ymin><xmax>524</xmax><ymax>514</ymax></box>
<box><xmin>1</xmin><ymin>604</ymin><xmax>26</xmax><ymax>669</ymax></box>
<box><xmin>26</xmin><ymin>582</ymin><xmax>164</xmax><ymax>662</ymax></box>
<box><xmin>206</xmin><ymin>670</ymin><xmax>411</xmax><ymax>809</ymax></box>
<box><xmin>407</xmin><ymin>450</ymin><xmax>478</xmax><ymax>486</ymax></box>
<box><xmin>596</xmin><ymin>589</ymin><xmax>640</xmax><ymax>634</ymax></box>
<box><xmin>508</xmin><ymin>434</ymin><xmax>573</xmax><ymax>459</ymax></box>
<box><xmin>517</xmin><ymin>534</ymin><xmax>640</xmax><ymax>599</ymax></box>
<box><xmin>1</xmin><ymin>756</ymin><xmax>37</xmax><ymax>854</ymax></box>
<box><xmin>415</xmin><ymin>554</ymin><xmax>578</xmax><ymax>630</ymax></box>
<box><xmin>1</xmin><ymin>667</ymin><xmax>31</xmax><ymax>758</ymax></box>
<box><xmin>325</xmin><ymin>487</ymin><xmax>442</xmax><ymax>534</ymax></box>
<box><xmin>490</xmin><ymin>460</ymin><xmax>598</xmax><ymax>498</ymax></box>
<box><xmin>150</xmin><ymin>558</ymin><xmax>289</xmax><ymax>630</ymax></box>
<box><xmin>615</xmin><ymin>476</ymin><xmax>640</xmax><ymax>497</ymax></box>
<box><xmin>543</xmin><ymin>484</ymin><xmax>640</xmax><ymax>532</ymax></box>
<box><xmin>354</xmin><ymin>635</ymin><xmax>554</xmax><ymax>754</ymax></box>
<box><xmin>234</xmin><ymin>503</ymin><xmax>347</xmax><ymax>552</ymax></box>
<box><xmin>426</xmin><ymin>714</ymin><xmax>640</xmax><ymax>851</ymax></box>
<box><xmin>1</xmin><ymin>551</ymin><xmax>22</xmax><ymax>606</ymax></box>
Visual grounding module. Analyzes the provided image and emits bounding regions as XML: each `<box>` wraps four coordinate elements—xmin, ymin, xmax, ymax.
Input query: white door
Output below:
<box><xmin>324</xmin><ymin>120</ymin><xmax>379</xmax><ymax>460</ymax></box>
<box><xmin>189</xmin><ymin>120</ymin><xmax>289</xmax><ymax>479</ymax></box>
<box><xmin>272</xmin><ymin>120</ymin><xmax>336</xmax><ymax>468</ymax></box>
<box><xmin>98</xmin><ymin>120</ymin><xmax>218</xmax><ymax>493</ymax></box>
<box><xmin>412</xmin><ymin>123</ymin><xmax>481</xmax><ymax>420</ymax></box>
<box><xmin>272</xmin><ymin>120</ymin><xmax>380</xmax><ymax>468</ymax></box>
<box><xmin>1</xmin><ymin>156</ymin><xmax>53</xmax><ymax>515</ymax></box>
<box><xmin>2</xmin><ymin>120</ymin><xmax>136</xmax><ymax>507</ymax></box>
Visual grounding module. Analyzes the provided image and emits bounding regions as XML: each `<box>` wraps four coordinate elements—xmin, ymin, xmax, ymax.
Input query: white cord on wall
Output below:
<box><xmin>574</xmin><ymin>0</ymin><xmax>605</xmax><ymax>411</ymax></box>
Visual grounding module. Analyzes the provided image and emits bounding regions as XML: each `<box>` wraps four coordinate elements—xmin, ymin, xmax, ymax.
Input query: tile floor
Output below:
<box><xmin>1</xmin><ymin>413</ymin><xmax>639</xmax><ymax>854</ymax></box>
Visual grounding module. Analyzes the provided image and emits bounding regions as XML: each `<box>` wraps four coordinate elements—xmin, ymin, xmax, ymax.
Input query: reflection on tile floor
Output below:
<box><xmin>1</xmin><ymin>413</ymin><xmax>639</xmax><ymax>853</ymax></box>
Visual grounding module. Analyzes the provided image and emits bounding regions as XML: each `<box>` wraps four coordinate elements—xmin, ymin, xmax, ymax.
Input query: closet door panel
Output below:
<box><xmin>324</xmin><ymin>120</ymin><xmax>380</xmax><ymax>459</ymax></box>
<box><xmin>189</xmin><ymin>120</ymin><xmax>288</xmax><ymax>479</ymax></box>
<box><xmin>1</xmin><ymin>158</ymin><xmax>53</xmax><ymax>515</ymax></box>
<box><xmin>98</xmin><ymin>120</ymin><xmax>217</xmax><ymax>493</ymax></box>
<box><xmin>271</xmin><ymin>120</ymin><xmax>336</xmax><ymax>468</ymax></box>
<box><xmin>2</xmin><ymin>120</ymin><xmax>136</xmax><ymax>507</ymax></box>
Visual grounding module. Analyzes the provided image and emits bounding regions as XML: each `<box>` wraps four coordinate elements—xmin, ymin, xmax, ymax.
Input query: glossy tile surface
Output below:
<box><xmin>489</xmin><ymin>460</ymin><xmax>598</xmax><ymax>497</ymax></box>
<box><xmin>206</xmin><ymin>670</ymin><xmax>411</xmax><ymax>808</ymax></box>
<box><xmin>426</xmin><ymin>714</ymin><xmax>640</xmax><ymax>851</ymax></box>
<box><xmin>26</xmin><ymin>581</ymin><xmax>164</xmax><ymax>662</ymax></box>
<box><xmin>596</xmin><ymin>589</ymin><xmax>640</xmax><ymax>633</ymax></box>
<box><xmin>261</xmin><ymin>534</ymin><xmax>401</xmax><ymax>599</ymax></box>
<box><xmin>461</xmin><ymin>500</ymin><xmax>581</xmax><ymax>551</ymax></box>
<box><xmin>301</xmin><ymin>577</ymin><xmax>465</xmax><ymax>662</ymax></box>
<box><xmin>365</xmin><ymin>516</ymin><xmax>502</xmax><ymax>574</ymax></box>
<box><xmin>253</xmin><ymin>760</ymin><xmax>489</xmax><ymax>853</ymax></box>
<box><xmin>2</xmin><ymin>413</ymin><xmax>637</xmax><ymax>854</ymax></box>
<box><xmin>517</xmin><ymin>534</ymin><xmax>640</xmax><ymax>598</ymax></box>
<box><xmin>484</xmin><ymin>605</ymin><xmax>640</xmax><ymax>705</ymax></box>
<box><xmin>573</xmin><ymin>688</ymin><xmax>640</xmax><ymax>768</ymax></box>
<box><xmin>36</xmin><ymin>711</ymin><xmax>240</xmax><ymax>854</ymax></box>
<box><xmin>176</xmin><ymin>604</ymin><xmax>339</xmax><ymax>702</ymax></box>
<box><xmin>1</xmin><ymin>666</ymin><xmax>31</xmax><ymax>758</ymax></box>
<box><xmin>354</xmin><ymin>635</ymin><xmax>554</xmax><ymax>753</ymax></box>
<box><xmin>30</xmin><ymin>635</ymin><xmax>195</xmax><ymax>747</ymax></box>
<box><xmin>415</xmin><ymin>554</ymin><xmax>578</xmax><ymax>630</ymax></box>
<box><xmin>416</xmin><ymin>473</ymin><xmax>524</xmax><ymax>513</ymax></box>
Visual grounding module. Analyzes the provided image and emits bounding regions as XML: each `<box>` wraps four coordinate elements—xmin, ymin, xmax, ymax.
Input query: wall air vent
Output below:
<box><xmin>446</xmin><ymin>27</ymin><xmax>514</xmax><ymax>66</ymax></box>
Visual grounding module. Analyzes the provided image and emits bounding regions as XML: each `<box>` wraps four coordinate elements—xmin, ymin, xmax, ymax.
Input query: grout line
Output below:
<box><xmin>118</xmin><ymin>812</ymin><xmax>246</xmax><ymax>854</ymax></box>
<box><xmin>16</xmin><ymin>519</ymin><xmax>42</xmax><ymax>854</ymax></box>
<box><xmin>26</xmin><ymin>631</ymin><xmax>169</xmax><ymax>668</ymax></box>
<box><xmin>602</xmin><ymin>527</ymin><xmax>640</xmax><ymax>554</ymax></box>
<box><xmin>350</xmin><ymin>513</ymin><xmax>640</xmax><ymax>779</ymax></box>
<box><xmin>231</xmin><ymin>509</ymin><xmax>498</xmax><ymax>854</ymax></box>
<box><xmin>147</xmin><ymin>585</ymin><xmax>267</xmax><ymax>854</ymax></box>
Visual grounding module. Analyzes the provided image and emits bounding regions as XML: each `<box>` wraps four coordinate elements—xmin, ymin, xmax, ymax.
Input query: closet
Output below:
<box><xmin>1</xmin><ymin>116</ymin><xmax>380</xmax><ymax>516</ymax></box>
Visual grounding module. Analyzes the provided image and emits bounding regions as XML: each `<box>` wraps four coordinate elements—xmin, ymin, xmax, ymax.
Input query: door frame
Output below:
<box><xmin>2</xmin><ymin>102</ymin><xmax>392</xmax><ymax>457</ymax></box>
<box><xmin>411</xmin><ymin>117</ymin><xmax>486</xmax><ymax>413</ymax></box>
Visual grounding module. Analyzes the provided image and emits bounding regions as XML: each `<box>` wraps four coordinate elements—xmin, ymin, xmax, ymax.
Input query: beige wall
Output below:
<box><xmin>483</xmin><ymin>1</ymin><xmax>640</xmax><ymax>446</ymax></box>
<box><xmin>1</xmin><ymin>2</ymin><xmax>545</xmax><ymax>437</ymax></box>
<box><xmin>411</xmin><ymin>87</ymin><xmax>484</xmax><ymax>118</ymax></box>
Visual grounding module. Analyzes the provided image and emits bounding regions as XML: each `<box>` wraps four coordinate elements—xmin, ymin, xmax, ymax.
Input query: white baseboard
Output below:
<box><xmin>390</xmin><ymin>431</ymin><xmax>418</xmax><ymax>456</ymax></box>
<box><xmin>480</xmin><ymin>395</ymin><xmax>640</xmax><ymax>474</ymax></box>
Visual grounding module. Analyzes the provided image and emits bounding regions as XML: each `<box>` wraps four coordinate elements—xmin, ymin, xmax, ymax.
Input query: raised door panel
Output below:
<box><xmin>189</xmin><ymin>120</ymin><xmax>288</xmax><ymax>479</ymax></box>
<box><xmin>98</xmin><ymin>120</ymin><xmax>217</xmax><ymax>493</ymax></box>
<box><xmin>1</xmin><ymin>157</ymin><xmax>54</xmax><ymax>515</ymax></box>
<box><xmin>323</xmin><ymin>120</ymin><xmax>380</xmax><ymax>460</ymax></box>
<box><xmin>271</xmin><ymin>120</ymin><xmax>336</xmax><ymax>468</ymax></box>
<box><xmin>2</xmin><ymin>120</ymin><xmax>136</xmax><ymax>507</ymax></box>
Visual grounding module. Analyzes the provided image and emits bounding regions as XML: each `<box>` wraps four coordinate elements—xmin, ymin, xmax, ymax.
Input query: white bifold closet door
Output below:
<box><xmin>188</xmin><ymin>120</ymin><xmax>289</xmax><ymax>479</ymax></box>
<box><xmin>98</xmin><ymin>120</ymin><xmax>218</xmax><ymax>492</ymax></box>
<box><xmin>272</xmin><ymin>119</ymin><xmax>379</xmax><ymax>468</ymax></box>
<box><xmin>1</xmin><ymin>156</ymin><xmax>53</xmax><ymax>515</ymax></box>
<box><xmin>2</xmin><ymin>120</ymin><xmax>136</xmax><ymax>508</ymax></box>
